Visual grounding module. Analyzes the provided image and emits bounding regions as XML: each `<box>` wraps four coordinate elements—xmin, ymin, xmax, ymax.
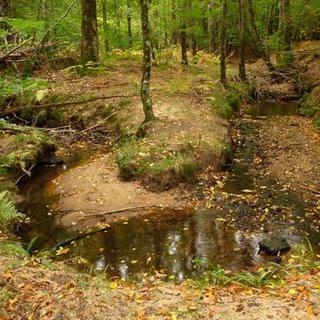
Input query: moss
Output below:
<box><xmin>0</xmin><ymin>124</ymin><xmax>55</xmax><ymax>179</ymax></box>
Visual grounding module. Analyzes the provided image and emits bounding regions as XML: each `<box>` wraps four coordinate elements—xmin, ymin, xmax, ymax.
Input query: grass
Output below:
<box><xmin>208</xmin><ymin>95</ymin><xmax>234</xmax><ymax>119</ymax></box>
<box><xmin>191</xmin><ymin>239</ymin><xmax>320</xmax><ymax>289</ymax></box>
<box><xmin>116</xmin><ymin>138</ymin><xmax>198</xmax><ymax>189</ymax></box>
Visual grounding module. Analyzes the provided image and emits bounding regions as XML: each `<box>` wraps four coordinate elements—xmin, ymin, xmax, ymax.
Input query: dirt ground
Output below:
<box><xmin>1</xmin><ymin>253</ymin><xmax>320</xmax><ymax>320</ymax></box>
<box><xmin>51</xmin><ymin>153</ymin><xmax>187</xmax><ymax>231</ymax></box>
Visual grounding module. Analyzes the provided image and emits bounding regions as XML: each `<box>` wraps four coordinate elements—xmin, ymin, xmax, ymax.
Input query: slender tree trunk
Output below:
<box><xmin>180</xmin><ymin>1</ymin><xmax>188</xmax><ymax>65</ymax></box>
<box><xmin>207</xmin><ymin>0</ymin><xmax>215</xmax><ymax>53</ymax></box>
<box><xmin>139</xmin><ymin>0</ymin><xmax>156</xmax><ymax>123</ymax></box>
<box><xmin>114</xmin><ymin>0</ymin><xmax>121</xmax><ymax>39</ymax></box>
<box><xmin>102</xmin><ymin>0</ymin><xmax>110</xmax><ymax>52</ymax></box>
<box><xmin>42</xmin><ymin>0</ymin><xmax>53</xmax><ymax>43</ymax></box>
<box><xmin>80</xmin><ymin>0</ymin><xmax>99</xmax><ymax>64</ymax></box>
<box><xmin>278</xmin><ymin>0</ymin><xmax>293</xmax><ymax>66</ymax></box>
<box><xmin>219</xmin><ymin>0</ymin><xmax>227</xmax><ymax>86</ymax></box>
<box><xmin>247</xmin><ymin>0</ymin><xmax>276</xmax><ymax>73</ymax></box>
<box><xmin>188</xmin><ymin>0</ymin><xmax>197</xmax><ymax>56</ymax></box>
<box><xmin>238</xmin><ymin>0</ymin><xmax>247</xmax><ymax>81</ymax></box>
<box><xmin>171</xmin><ymin>0</ymin><xmax>179</xmax><ymax>45</ymax></box>
<box><xmin>127</xmin><ymin>0</ymin><xmax>133</xmax><ymax>47</ymax></box>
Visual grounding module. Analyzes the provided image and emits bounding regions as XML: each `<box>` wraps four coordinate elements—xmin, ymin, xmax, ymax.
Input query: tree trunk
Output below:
<box><xmin>238</xmin><ymin>0</ymin><xmax>247</xmax><ymax>81</ymax></box>
<box><xmin>219</xmin><ymin>0</ymin><xmax>227</xmax><ymax>86</ymax></box>
<box><xmin>207</xmin><ymin>0</ymin><xmax>215</xmax><ymax>53</ymax></box>
<box><xmin>139</xmin><ymin>0</ymin><xmax>156</xmax><ymax>123</ymax></box>
<box><xmin>188</xmin><ymin>0</ymin><xmax>197</xmax><ymax>56</ymax></box>
<box><xmin>180</xmin><ymin>1</ymin><xmax>188</xmax><ymax>65</ymax></box>
<box><xmin>42</xmin><ymin>0</ymin><xmax>53</xmax><ymax>44</ymax></box>
<box><xmin>80</xmin><ymin>0</ymin><xmax>99</xmax><ymax>64</ymax></box>
<box><xmin>127</xmin><ymin>0</ymin><xmax>133</xmax><ymax>47</ymax></box>
<box><xmin>102</xmin><ymin>0</ymin><xmax>110</xmax><ymax>52</ymax></box>
<box><xmin>278</xmin><ymin>0</ymin><xmax>293</xmax><ymax>66</ymax></box>
<box><xmin>247</xmin><ymin>0</ymin><xmax>276</xmax><ymax>73</ymax></box>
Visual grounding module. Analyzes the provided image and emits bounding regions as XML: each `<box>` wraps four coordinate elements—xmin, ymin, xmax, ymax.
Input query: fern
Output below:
<box><xmin>0</xmin><ymin>191</ymin><xmax>24</xmax><ymax>231</ymax></box>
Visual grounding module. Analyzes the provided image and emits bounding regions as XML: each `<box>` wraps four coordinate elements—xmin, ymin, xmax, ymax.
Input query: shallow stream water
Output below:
<box><xmin>19</xmin><ymin>101</ymin><xmax>320</xmax><ymax>280</ymax></box>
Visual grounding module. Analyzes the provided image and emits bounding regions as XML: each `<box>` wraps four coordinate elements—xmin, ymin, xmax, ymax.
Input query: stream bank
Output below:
<box><xmin>16</xmin><ymin>99</ymin><xmax>320</xmax><ymax>281</ymax></box>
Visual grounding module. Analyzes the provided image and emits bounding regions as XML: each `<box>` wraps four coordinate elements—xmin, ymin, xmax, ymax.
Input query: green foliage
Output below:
<box><xmin>208</xmin><ymin>95</ymin><xmax>233</xmax><ymax>119</ymax></box>
<box><xmin>0</xmin><ymin>78</ymin><xmax>48</xmax><ymax>106</ymax></box>
<box><xmin>226</xmin><ymin>91</ymin><xmax>241</xmax><ymax>109</ymax></box>
<box><xmin>0</xmin><ymin>191</ymin><xmax>24</xmax><ymax>231</ymax></box>
<box><xmin>7</xmin><ymin>18</ymin><xmax>45</xmax><ymax>40</ymax></box>
<box><xmin>0</xmin><ymin>288</ymin><xmax>14</xmax><ymax>307</ymax></box>
<box><xmin>300</xmin><ymin>88</ymin><xmax>320</xmax><ymax>129</ymax></box>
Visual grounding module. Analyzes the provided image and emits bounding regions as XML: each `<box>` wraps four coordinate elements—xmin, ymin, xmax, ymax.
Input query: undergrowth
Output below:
<box><xmin>0</xmin><ymin>191</ymin><xmax>24</xmax><ymax>231</ymax></box>
<box><xmin>192</xmin><ymin>240</ymin><xmax>319</xmax><ymax>289</ymax></box>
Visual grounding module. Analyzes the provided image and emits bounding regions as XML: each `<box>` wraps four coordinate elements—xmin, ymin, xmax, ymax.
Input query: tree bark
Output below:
<box><xmin>80</xmin><ymin>0</ymin><xmax>99</xmax><ymax>65</ymax></box>
<box><xmin>219</xmin><ymin>0</ymin><xmax>227</xmax><ymax>86</ymax></box>
<box><xmin>278</xmin><ymin>0</ymin><xmax>293</xmax><ymax>66</ymax></box>
<box><xmin>247</xmin><ymin>0</ymin><xmax>276</xmax><ymax>73</ymax></box>
<box><xmin>102</xmin><ymin>0</ymin><xmax>110</xmax><ymax>52</ymax></box>
<box><xmin>238</xmin><ymin>0</ymin><xmax>247</xmax><ymax>81</ymax></box>
<box><xmin>207</xmin><ymin>0</ymin><xmax>215</xmax><ymax>53</ymax></box>
<box><xmin>180</xmin><ymin>1</ymin><xmax>188</xmax><ymax>65</ymax></box>
<box><xmin>127</xmin><ymin>0</ymin><xmax>133</xmax><ymax>47</ymax></box>
<box><xmin>139</xmin><ymin>0</ymin><xmax>156</xmax><ymax>123</ymax></box>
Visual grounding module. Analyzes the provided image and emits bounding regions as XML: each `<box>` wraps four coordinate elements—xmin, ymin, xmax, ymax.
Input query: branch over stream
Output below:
<box><xmin>0</xmin><ymin>94</ymin><xmax>138</xmax><ymax>117</ymax></box>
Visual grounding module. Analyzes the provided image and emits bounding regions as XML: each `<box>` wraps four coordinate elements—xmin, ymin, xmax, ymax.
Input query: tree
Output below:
<box><xmin>139</xmin><ymin>0</ymin><xmax>156</xmax><ymax>123</ymax></box>
<box><xmin>80</xmin><ymin>0</ymin><xmax>99</xmax><ymax>65</ymax></box>
<box><xmin>247</xmin><ymin>0</ymin><xmax>276</xmax><ymax>73</ymax></box>
<box><xmin>102</xmin><ymin>0</ymin><xmax>110</xmax><ymax>52</ymax></box>
<box><xmin>220</xmin><ymin>0</ymin><xmax>227</xmax><ymax>86</ymax></box>
<box><xmin>180</xmin><ymin>0</ymin><xmax>188</xmax><ymax>65</ymax></box>
<box><xmin>127</xmin><ymin>0</ymin><xmax>133</xmax><ymax>47</ymax></box>
<box><xmin>238</xmin><ymin>0</ymin><xmax>247</xmax><ymax>81</ymax></box>
<box><xmin>278</xmin><ymin>0</ymin><xmax>293</xmax><ymax>66</ymax></box>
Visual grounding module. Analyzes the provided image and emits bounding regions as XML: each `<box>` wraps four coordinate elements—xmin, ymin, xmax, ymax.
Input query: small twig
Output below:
<box><xmin>16</xmin><ymin>164</ymin><xmax>35</xmax><ymax>184</ymax></box>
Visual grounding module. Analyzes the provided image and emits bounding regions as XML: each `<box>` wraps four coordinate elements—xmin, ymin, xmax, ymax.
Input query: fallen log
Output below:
<box><xmin>0</xmin><ymin>93</ymin><xmax>138</xmax><ymax>117</ymax></box>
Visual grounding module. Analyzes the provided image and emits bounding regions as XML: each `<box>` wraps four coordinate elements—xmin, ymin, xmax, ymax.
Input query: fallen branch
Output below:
<box><xmin>0</xmin><ymin>93</ymin><xmax>138</xmax><ymax>117</ymax></box>
<box><xmin>0</xmin><ymin>37</ymin><xmax>34</xmax><ymax>62</ymax></box>
<box><xmin>51</xmin><ymin>206</ymin><xmax>166</xmax><ymax>250</ymax></box>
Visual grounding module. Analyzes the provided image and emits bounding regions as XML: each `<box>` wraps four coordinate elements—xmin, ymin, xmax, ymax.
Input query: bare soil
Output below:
<box><xmin>1</xmin><ymin>253</ymin><xmax>319</xmax><ymax>320</ymax></box>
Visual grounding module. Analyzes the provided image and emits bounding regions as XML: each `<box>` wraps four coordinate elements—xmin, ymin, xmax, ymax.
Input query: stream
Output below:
<box><xmin>18</xmin><ymin>100</ymin><xmax>320</xmax><ymax>281</ymax></box>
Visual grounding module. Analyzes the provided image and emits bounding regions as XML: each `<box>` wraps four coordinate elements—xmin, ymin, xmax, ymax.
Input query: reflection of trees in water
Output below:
<box><xmin>69</xmin><ymin>211</ymin><xmax>264</xmax><ymax>277</ymax></box>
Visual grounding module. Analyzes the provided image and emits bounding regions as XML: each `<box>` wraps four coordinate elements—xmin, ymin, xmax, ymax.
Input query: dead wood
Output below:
<box><xmin>0</xmin><ymin>94</ymin><xmax>137</xmax><ymax>117</ymax></box>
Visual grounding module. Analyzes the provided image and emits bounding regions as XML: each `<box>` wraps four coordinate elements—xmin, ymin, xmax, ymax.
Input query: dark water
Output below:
<box><xmin>19</xmin><ymin>100</ymin><xmax>320</xmax><ymax>280</ymax></box>
<box><xmin>247</xmin><ymin>100</ymin><xmax>300</xmax><ymax>117</ymax></box>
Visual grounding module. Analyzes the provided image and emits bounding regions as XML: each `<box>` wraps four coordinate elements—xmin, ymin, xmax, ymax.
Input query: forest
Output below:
<box><xmin>0</xmin><ymin>0</ymin><xmax>320</xmax><ymax>319</ymax></box>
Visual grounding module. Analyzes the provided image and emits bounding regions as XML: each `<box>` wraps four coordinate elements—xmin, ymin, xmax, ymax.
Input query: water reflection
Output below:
<box><xmin>63</xmin><ymin>210</ymin><xmax>266</xmax><ymax>279</ymax></box>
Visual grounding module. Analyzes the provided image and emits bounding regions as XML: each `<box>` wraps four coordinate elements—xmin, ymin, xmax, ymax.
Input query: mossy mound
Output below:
<box><xmin>0</xmin><ymin>121</ymin><xmax>55</xmax><ymax>191</ymax></box>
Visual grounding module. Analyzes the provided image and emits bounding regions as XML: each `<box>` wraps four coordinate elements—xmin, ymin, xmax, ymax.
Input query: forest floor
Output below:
<box><xmin>1</xmin><ymin>45</ymin><xmax>320</xmax><ymax>319</ymax></box>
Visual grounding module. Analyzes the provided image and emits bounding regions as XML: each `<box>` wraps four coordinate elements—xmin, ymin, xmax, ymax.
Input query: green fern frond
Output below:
<box><xmin>0</xmin><ymin>191</ymin><xmax>24</xmax><ymax>231</ymax></box>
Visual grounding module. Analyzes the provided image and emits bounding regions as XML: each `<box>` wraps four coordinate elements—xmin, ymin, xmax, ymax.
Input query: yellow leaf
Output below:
<box><xmin>289</xmin><ymin>288</ymin><xmax>297</xmax><ymax>296</ymax></box>
<box><xmin>109</xmin><ymin>282</ymin><xmax>118</xmax><ymax>289</ymax></box>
